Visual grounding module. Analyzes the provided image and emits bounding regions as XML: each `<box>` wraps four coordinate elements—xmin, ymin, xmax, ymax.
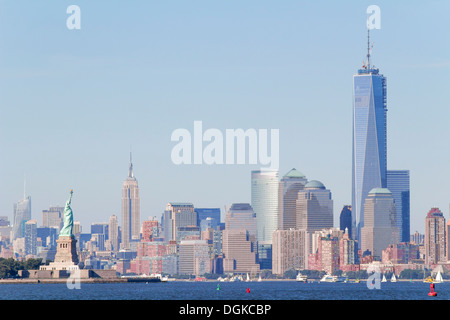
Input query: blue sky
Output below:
<box><xmin>0</xmin><ymin>1</ymin><xmax>449</xmax><ymax>234</ymax></box>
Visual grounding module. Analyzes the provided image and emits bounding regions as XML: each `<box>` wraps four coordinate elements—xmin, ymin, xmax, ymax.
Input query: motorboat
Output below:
<box><xmin>296</xmin><ymin>273</ymin><xmax>308</xmax><ymax>282</ymax></box>
<box><xmin>320</xmin><ymin>274</ymin><xmax>347</xmax><ymax>283</ymax></box>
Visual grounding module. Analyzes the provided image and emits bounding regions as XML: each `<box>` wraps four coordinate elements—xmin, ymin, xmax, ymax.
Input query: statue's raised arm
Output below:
<box><xmin>59</xmin><ymin>189</ymin><xmax>74</xmax><ymax>237</ymax></box>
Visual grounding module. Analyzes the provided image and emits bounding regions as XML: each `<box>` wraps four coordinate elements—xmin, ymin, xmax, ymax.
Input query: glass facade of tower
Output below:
<box><xmin>352</xmin><ymin>68</ymin><xmax>387</xmax><ymax>243</ymax></box>
<box><xmin>251</xmin><ymin>170</ymin><xmax>279</xmax><ymax>243</ymax></box>
<box><xmin>195</xmin><ymin>208</ymin><xmax>221</xmax><ymax>227</ymax></box>
<box><xmin>12</xmin><ymin>196</ymin><xmax>31</xmax><ymax>241</ymax></box>
<box><xmin>387</xmin><ymin>170</ymin><xmax>410</xmax><ymax>243</ymax></box>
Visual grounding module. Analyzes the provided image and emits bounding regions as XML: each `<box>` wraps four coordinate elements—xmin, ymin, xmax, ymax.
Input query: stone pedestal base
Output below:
<box><xmin>40</xmin><ymin>236</ymin><xmax>79</xmax><ymax>271</ymax></box>
<box><xmin>54</xmin><ymin>236</ymin><xmax>79</xmax><ymax>264</ymax></box>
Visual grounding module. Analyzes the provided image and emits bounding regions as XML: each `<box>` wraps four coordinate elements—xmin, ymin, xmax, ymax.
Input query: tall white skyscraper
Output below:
<box><xmin>251</xmin><ymin>170</ymin><xmax>279</xmax><ymax>243</ymax></box>
<box><xmin>121</xmin><ymin>153</ymin><xmax>140</xmax><ymax>249</ymax></box>
<box><xmin>12</xmin><ymin>195</ymin><xmax>31</xmax><ymax>241</ymax></box>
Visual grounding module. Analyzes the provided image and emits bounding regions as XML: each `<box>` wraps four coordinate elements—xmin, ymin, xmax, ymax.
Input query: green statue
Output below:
<box><xmin>59</xmin><ymin>189</ymin><xmax>74</xmax><ymax>237</ymax></box>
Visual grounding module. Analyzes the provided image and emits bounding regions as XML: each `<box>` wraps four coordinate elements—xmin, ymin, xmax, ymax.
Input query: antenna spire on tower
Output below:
<box><xmin>128</xmin><ymin>151</ymin><xmax>134</xmax><ymax>178</ymax></box>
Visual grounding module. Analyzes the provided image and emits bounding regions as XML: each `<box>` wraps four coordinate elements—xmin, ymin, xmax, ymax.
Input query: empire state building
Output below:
<box><xmin>121</xmin><ymin>153</ymin><xmax>140</xmax><ymax>249</ymax></box>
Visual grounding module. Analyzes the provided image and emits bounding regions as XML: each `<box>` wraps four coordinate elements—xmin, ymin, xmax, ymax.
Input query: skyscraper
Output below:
<box><xmin>296</xmin><ymin>180</ymin><xmax>333</xmax><ymax>232</ymax></box>
<box><xmin>195</xmin><ymin>208</ymin><xmax>221</xmax><ymax>227</ymax></box>
<box><xmin>225</xmin><ymin>203</ymin><xmax>257</xmax><ymax>241</ymax></box>
<box><xmin>251</xmin><ymin>170</ymin><xmax>279</xmax><ymax>243</ymax></box>
<box><xmin>222</xmin><ymin>229</ymin><xmax>260</xmax><ymax>274</ymax></box>
<box><xmin>272</xmin><ymin>228</ymin><xmax>307</xmax><ymax>275</ymax></box>
<box><xmin>163</xmin><ymin>202</ymin><xmax>196</xmax><ymax>242</ymax></box>
<box><xmin>339</xmin><ymin>205</ymin><xmax>352</xmax><ymax>238</ymax></box>
<box><xmin>142</xmin><ymin>219</ymin><xmax>159</xmax><ymax>242</ymax></box>
<box><xmin>278</xmin><ymin>168</ymin><xmax>307</xmax><ymax>230</ymax></box>
<box><xmin>12</xmin><ymin>196</ymin><xmax>31</xmax><ymax>241</ymax></box>
<box><xmin>340</xmin><ymin>228</ymin><xmax>358</xmax><ymax>268</ymax></box>
<box><xmin>121</xmin><ymin>153</ymin><xmax>140</xmax><ymax>249</ymax></box>
<box><xmin>24</xmin><ymin>219</ymin><xmax>37</xmax><ymax>256</ymax></box>
<box><xmin>109</xmin><ymin>215</ymin><xmax>119</xmax><ymax>252</ymax></box>
<box><xmin>296</xmin><ymin>180</ymin><xmax>333</xmax><ymax>266</ymax></box>
<box><xmin>352</xmin><ymin>35</ymin><xmax>388</xmax><ymax>243</ymax></box>
<box><xmin>91</xmin><ymin>222</ymin><xmax>109</xmax><ymax>240</ymax></box>
<box><xmin>424</xmin><ymin>208</ymin><xmax>446</xmax><ymax>265</ymax></box>
<box><xmin>360</xmin><ymin>188</ymin><xmax>399</xmax><ymax>260</ymax></box>
<box><xmin>387</xmin><ymin>170</ymin><xmax>410</xmax><ymax>242</ymax></box>
<box><xmin>178</xmin><ymin>240</ymin><xmax>211</xmax><ymax>276</ymax></box>
<box><xmin>311</xmin><ymin>228</ymin><xmax>343</xmax><ymax>275</ymax></box>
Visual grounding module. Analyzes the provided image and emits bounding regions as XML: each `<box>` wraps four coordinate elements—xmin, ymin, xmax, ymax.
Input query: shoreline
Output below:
<box><xmin>0</xmin><ymin>278</ymin><xmax>441</xmax><ymax>284</ymax></box>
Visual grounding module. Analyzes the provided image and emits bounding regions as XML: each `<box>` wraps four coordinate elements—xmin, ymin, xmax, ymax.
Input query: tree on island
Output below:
<box><xmin>399</xmin><ymin>268</ymin><xmax>431</xmax><ymax>280</ymax></box>
<box><xmin>0</xmin><ymin>258</ymin><xmax>43</xmax><ymax>279</ymax></box>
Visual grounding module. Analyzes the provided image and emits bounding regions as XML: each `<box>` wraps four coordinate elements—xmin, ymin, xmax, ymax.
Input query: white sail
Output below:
<box><xmin>435</xmin><ymin>271</ymin><xmax>444</xmax><ymax>283</ymax></box>
<box><xmin>381</xmin><ymin>274</ymin><xmax>387</xmax><ymax>282</ymax></box>
<box><xmin>391</xmin><ymin>274</ymin><xmax>397</xmax><ymax>282</ymax></box>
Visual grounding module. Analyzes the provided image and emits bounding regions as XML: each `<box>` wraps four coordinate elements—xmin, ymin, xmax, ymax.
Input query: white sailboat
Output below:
<box><xmin>381</xmin><ymin>274</ymin><xmax>387</xmax><ymax>282</ymax></box>
<box><xmin>258</xmin><ymin>274</ymin><xmax>262</xmax><ymax>282</ymax></box>
<box><xmin>246</xmin><ymin>273</ymin><xmax>251</xmax><ymax>282</ymax></box>
<box><xmin>434</xmin><ymin>271</ymin><xmax>444</xmax><ymax>283</ymax></box>
<box><xmin>390</xmin><ymin>273</ymin><xmax>397</xmax><ymax>282</ymax></box>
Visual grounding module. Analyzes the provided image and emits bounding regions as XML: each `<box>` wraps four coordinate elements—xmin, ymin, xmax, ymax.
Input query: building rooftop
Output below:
<box><xmin>368</xmin><ymin>188</ymin><xmax>392</xmax><ymax>195</ymax></box>
<box><xmin>426</xmin><ymin>207</ymin><xmax>444</xmax><ymax>218</ymax></box>
<box><xmin>283</xmin><ymin>168</ymin><xmax>306</xmax><ymax>179</ymax></box>
<box><xmin>230</xmin><ymin>203</ymin><xmax>253</xmax><ymax>211</ymax></box>
<box><xmin>305</xmin><ymin>180</ymin><xmax>325</xmax><ymax>189</ymax></box>
<box><xmin>168</xmin><ymin>202</ymin><xmax>194</xmax><ymax>207</ymax></box>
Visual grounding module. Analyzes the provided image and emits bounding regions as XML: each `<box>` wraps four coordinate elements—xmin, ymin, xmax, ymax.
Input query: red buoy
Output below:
<box><xmin>246</xmin><ymin>288</ymin><xmax>250</xmax><ymax>293</ymax></box>
<box><xmin>428</xmin><ymin>283</ymin><xmax>437</xmax><ymax>297</ymax></box>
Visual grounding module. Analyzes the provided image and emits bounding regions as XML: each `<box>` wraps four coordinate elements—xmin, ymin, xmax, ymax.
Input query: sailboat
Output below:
<box><xmin>258</xmin><ymin>274</ymin><xmax>262</xmax><ymax>282</ymax></box>
<box><xmin>434</xmin><ymin>271</ymin><xmax>444</xmax><ymax>283</ymax></box>
<box><xmin>246</xmin><ymin>273</ymin><xmax>251</xmax><ymax>282</ymax></box>
<box><xmin>381</xmin><ymin>274</ymin><xmax>387</xmax><ymax>282</ymax></box>
<box><xmin>390</xmin><ymin>273</ymin><xmax>397</xmax><ymax>282</ymax></box>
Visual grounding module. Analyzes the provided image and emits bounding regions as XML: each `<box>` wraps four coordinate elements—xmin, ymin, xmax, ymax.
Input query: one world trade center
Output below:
<box><xmin>352</xmin><ymin>29</ymin><xmax>387</xmax><ymax>245</ymax></box>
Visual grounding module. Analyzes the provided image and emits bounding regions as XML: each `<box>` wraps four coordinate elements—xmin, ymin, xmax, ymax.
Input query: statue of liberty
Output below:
<box><xmin>59</xmin><ymin>189</ymin><xmax>74</xmax><ymax>237</ymax></box>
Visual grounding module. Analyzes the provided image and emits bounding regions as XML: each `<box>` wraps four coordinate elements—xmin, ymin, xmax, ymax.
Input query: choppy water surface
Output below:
<box><xmin>0</xmin><ymin>281</ymin><xmax>447</xmax><ymax>300</ymax></box>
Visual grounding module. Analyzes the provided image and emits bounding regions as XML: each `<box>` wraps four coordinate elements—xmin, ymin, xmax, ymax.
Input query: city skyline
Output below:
<box><xmin>0</xmin><ymin>1</ymin><xmax>449</xmax><ymax>234</ymax></box>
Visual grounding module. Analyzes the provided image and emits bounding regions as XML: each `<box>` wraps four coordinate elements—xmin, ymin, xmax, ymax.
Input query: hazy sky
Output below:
<box><xmin>0</xmin><ymin>1</ymin><xmax>449</xmax><ymax>234</ymax></box>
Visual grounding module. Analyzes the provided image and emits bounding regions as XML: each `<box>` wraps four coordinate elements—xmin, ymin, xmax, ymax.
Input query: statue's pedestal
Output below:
<box><xmin>40</xmin><ymin>236</ymin><xmax>79</xmax><ymax>271</ymax></box>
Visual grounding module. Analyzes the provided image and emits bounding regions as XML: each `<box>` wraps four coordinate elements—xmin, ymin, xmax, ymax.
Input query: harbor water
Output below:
<box><xmin>0</xmin><ymin>280</ymin><xmax>447</xmax><ymax>300</ymax></box>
